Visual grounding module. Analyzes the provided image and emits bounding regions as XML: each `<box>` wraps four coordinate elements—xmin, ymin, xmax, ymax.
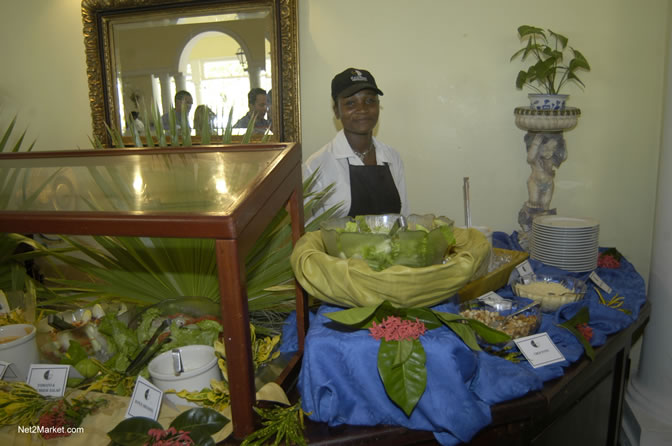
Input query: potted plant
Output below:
<box><xmin>511</xmin><ymin>25</ymin><xmax>591</xmax><ymax>110</ymax></box>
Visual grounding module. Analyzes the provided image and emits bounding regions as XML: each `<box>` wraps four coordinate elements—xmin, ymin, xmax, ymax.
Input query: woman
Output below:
<box><xmin>193</xmin><ymin>104</ymin><xmax>216</xmax><ymax>136</ymax></box>
<box><xmin>304</xmin><ymin>68</ymin><xmax>408</xmax><ymax>219</ymax></box>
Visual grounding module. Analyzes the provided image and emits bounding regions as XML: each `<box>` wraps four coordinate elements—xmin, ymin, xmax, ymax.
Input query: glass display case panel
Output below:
<box><xmin>0</xmin><ymin>147</ymin><xmax>283</xmax><ymax>214</ymax></box>
<box><xmin>0</xmin><ymin>142</ymin><xmax>306</xmax><ymax>438</ymax></box>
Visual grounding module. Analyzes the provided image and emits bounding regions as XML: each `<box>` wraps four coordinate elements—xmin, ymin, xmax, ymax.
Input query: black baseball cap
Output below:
<box><xmin>331</xmin><ymin>68</ymin><xmax>384</xmax><ymax>101</ymax></box>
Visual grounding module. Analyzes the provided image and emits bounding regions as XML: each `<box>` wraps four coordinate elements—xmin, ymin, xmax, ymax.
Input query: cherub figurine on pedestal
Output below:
<box><xmin>518</xmin><ymin>132</ymin><xmax>567</xmax><ymax>240</ymax></box>
<box><xmin>513</xmin><ymin>105</ymin><xmax>580</xmax><ymax>250</ymax></box>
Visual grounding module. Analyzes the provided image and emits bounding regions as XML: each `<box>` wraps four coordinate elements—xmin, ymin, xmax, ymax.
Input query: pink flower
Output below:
<box><xmin>576</xmin><ymin>323</ymin><xmax>593</xmax><ymax>342</ymax></box>
<box><xmin>369</xmin><ymin>316</ymin><xmax>426</xmax><ymax>341</ymax></box>
<box><xmin>148</xmin><ymin>428</ymin><xmax>166</xmax><ymax>441</ymax></box>
<box><xmin>144</xmin><ymin>427</ymin><xmax>194</xmax><ymax>445</ymax></box>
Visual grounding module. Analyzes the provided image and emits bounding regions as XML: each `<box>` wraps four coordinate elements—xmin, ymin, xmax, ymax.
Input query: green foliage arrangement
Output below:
<box><xmin>0</xmin><ymin>114</ymin><xmax>56</xmax><ymax>308</ymax></box>
<box><xmin>511</xmin><ymin>25</ymin><xmax>591</xmax><ymax>95</ymax></box>
<box><xmin>108</xmin><ymin>407</ymin><xmax>228</xmax><ymax>446</ymax></box>
<box><xmin>557</xmin><ymin>306</ymin><xmax>594</xmax><ymax>360</ymax></box>
<box><xmin>324</xmin><ymin>301</ymin><xmax>510</xmax><ymax>416</ymax></box>
<box><xmin>241</xmin><ymin>401</ymin><xmax>308</xmax><ymax>446</ymax></box>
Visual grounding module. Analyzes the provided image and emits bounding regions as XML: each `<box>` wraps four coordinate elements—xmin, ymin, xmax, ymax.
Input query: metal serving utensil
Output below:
<box><xmin>388</xmin><ymin>216</ymin><xmax>407</xmax><ymax>237</ymax></box>
<box><xmin>506</xmin><ymin>301</ymin><xmax>540</xmax><ymax>318</ymax></box>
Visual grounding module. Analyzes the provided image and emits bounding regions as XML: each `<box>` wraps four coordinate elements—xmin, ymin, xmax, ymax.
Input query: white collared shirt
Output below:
<box><xmin>303</xmin><ymin>129</ymin><xmax>409</xmax><ymax>220</ymax></box>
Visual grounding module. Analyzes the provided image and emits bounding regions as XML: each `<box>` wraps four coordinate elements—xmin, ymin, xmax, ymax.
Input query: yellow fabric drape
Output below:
<box><xmin>290</xmin><ymin>227</ymin><xmax>491</xmax><ymax>308</ymax></box>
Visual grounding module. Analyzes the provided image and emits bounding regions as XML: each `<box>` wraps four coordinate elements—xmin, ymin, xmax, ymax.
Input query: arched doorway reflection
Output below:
<box><xmin>172</xmin><ymin>31</ymin><xmax>272</xmax><ymax>134</ymax></box>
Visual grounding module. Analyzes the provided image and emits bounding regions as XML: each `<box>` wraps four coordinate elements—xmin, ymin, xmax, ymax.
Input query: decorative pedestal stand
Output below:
<box><xmin>514</xmin><ymin>106</ymin><xmax>581</xmax><ymax>250</ymax></box>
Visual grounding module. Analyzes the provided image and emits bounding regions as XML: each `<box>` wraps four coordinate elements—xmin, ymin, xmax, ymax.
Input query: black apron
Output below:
<box><xmin>348</xmin><ymin>160</ymin><xmax>402</xmax><ymax>217</ymax></box>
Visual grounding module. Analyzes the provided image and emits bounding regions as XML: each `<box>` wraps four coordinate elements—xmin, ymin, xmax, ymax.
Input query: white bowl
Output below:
<box><xmin>0</xmin><ymin>324</ymin><xmax>39</xmax><ymax>381</ymax></box>
<box><xmin>148</xmin><ymin>345</ymin><xmax>222</xmax><ymax>407</ymax></box>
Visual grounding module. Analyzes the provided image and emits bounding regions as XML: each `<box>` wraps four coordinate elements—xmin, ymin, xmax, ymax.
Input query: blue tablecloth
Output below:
<box><xmin>280</xmin><ymin>231</ymin><xmax>647</xmax><ymax>445</ymax></box>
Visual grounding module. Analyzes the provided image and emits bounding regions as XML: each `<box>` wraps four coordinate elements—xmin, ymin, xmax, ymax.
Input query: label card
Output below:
<box><xmin>477</xmin><ymin>291</ymin><xmax>512</xmax><ymax>310</ymax></box>
<box><xmin>515</xmin><ymin>260</ymin><xmax>535</xmax><ymax>283</ymax></box>
<box><xmin>589</xmin><ymin>271</ymin><xmax>613</xmax><ymax>294</ymax></box>
<box><xmin>26</xmin><ymin>365</ymin><xmax>70</xmax><ymax>397</ymax></box>
<box><xmin>126</xmin><ymin>376</ymin><xmax>162</xmax><ymax>420</ymax></box>
<box><xmin>514</xmin><ymin>332</ymin><xmax>565</xmax><ymax>368</ymax></box>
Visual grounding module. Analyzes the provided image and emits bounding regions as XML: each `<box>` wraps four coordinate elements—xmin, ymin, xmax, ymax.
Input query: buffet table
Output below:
<box><xmin>276</xmin><ymin>232</ymin><xmax>649</xmax><ymax>446</ymax></box>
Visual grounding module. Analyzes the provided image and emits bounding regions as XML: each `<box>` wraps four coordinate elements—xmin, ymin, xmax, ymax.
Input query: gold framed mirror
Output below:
<box><xmin>82</xmin><ymin>0</ymin><xmax>300</xmax><ymax>145</ymax></box>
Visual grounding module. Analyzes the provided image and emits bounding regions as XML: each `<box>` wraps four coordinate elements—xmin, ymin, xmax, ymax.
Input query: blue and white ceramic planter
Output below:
<box><xmin>528</xmin><ymin>94</ymin><xmax>568</xmax><ymax>111</ymax></box>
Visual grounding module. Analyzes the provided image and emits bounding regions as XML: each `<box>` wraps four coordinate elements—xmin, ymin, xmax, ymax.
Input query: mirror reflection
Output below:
<box><xmin>111</xmin><ymin>8</ymin><xmax>274</xmax><ymax>137</ymax></box>
<box><xmin>83</xmin><ymin>0</ymin><xmax>301</xmax><ymax>144</ymax></box>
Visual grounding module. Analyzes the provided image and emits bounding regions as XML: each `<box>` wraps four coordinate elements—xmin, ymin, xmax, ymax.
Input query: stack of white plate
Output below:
<box><xmin>530</xmin><ymin>216</ymin><xmax>600</xmax><ymax>272</ymax></box>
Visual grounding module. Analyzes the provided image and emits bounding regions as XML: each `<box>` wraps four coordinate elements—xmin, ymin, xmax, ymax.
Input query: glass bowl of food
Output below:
<box><xmin>458</xmin><ymin>298</ymin><xmax>542</xmax><ymax>341</ymax></box>
<box><xmin>512</xmin><ymin>274</ymin><xmax>587</xmax><ymax>312</ymax></box>
<box><xmin>319</xmin><ymin>214</ymin><xmax>455</xmax><ymax>271</ymax></box>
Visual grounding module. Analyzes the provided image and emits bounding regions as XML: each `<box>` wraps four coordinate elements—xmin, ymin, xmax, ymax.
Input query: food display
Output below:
<box><xmin>459</xmin><ymin>299</ymin><xmax>541</xmax><ymax>340</ymax></box>
<box><xmin>36</xmin><ymin>303</ymin><xmax>129</xmax><ymax>363</ymax></box>
<box><xmin>320</xmin><ymin>214</ymin><xmax>456</xmax><ymax>271</ymax></box>
<box><xmin>513</xmin><ymin>274</ymin><xmax>587</xmax><ymax>312</ymax></box>
<box><xmin>291</xmin><ymin>225</ymin><xmax>491</xmax><ymax>308</ymax></box>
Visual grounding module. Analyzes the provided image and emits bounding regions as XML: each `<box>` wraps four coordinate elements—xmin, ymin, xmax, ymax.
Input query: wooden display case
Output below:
<box><xmin>0</xmin><ymin>143</ymin><xmax>307</xmax><ymax>438</ymax></box>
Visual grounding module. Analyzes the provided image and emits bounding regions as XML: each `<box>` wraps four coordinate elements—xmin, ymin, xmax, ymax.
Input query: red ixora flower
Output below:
<box><xmin>369</xmin><ymin>316</ymin><xmax>427</xmax><ymax>341</ymax></box>
<box><xmin>38</xmin><ymin>401</ymin><xmax>70</xmax><ymax>439</ymax></box>
<box><xmin>576</xmin><ymin>323</ymin><xmax>593</xmax><ymax>342</ymax></box>
<box><xmin>145</xmin><ymin>426</ymin><xmax>195</xmax><ymax>445</ymax></box>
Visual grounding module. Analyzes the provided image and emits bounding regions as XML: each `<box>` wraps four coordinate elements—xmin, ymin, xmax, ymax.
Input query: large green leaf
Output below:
<box><xmin>403</xmin><ymin>307</ymin><xmax>443</xmax><ymax>330</ymax></box>
<box><xmin>433</xmin><ymin>310</ymin><xmax>511</xmax><ymax>348</ymax></box>
<box><xmin>170</xmin><ymin>407</ymin><xmax>229</xmax><ymax>435</ymax></box>
<box><xmin>107</xmin><ymin>417</ymin><xmax>159</xmax><ymax>446</ymax></box>
<box><xmin>465</xmin><ymin>319</ymin><xmax>511</xmax><ymax>345</ymax></box>
<box><xmin>377</xmin><ymin>338</ymin><xmax>426</xmax><ymax>416</ymax></box>
<box><xmin>557</xmin><ymin>306</ymin><xmax>594</xmax><ymax>360</ymax></box>
<box><xmin>517</xmin><ymin>25</ymin><xmax>546</xmax><ymax>39</ymax></box>
<box><xmin>445</xmin><ymin>320</ymin><xmax>481</xmax><ymax>351</ymax></box>
<box><xmin>324</xmin><ymin>304</ymin><xmax>380</xmax><ymax>327</ymax></box>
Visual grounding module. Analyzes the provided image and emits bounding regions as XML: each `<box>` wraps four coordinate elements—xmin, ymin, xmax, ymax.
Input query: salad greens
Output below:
<box><xmin>333</xmin><ymin>216</ymin><xmax>456</xmax><ymax>271</ymax></box>
<box><xmin>65</xmin><ymin>309</ymin><xmax>223</xmax><ymax>384</ymax></box>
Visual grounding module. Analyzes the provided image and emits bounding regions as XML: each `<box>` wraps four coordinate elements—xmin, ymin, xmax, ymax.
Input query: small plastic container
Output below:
<box><xmin>513</xmin><ymin>274</ymin><xmax>587</xmax><ymax>312</ymax></box>
<box><xmin>459</xmin><ymin>299</ymin><xmax>541</xmax><ymax>341</ymax></box>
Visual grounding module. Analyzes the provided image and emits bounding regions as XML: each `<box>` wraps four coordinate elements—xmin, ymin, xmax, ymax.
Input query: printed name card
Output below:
<box><xmin>589</xmin><ymin>271</ymin><xmax>613</xmax><ymax>294</ymax></box>
<box><xmin>515</xmin><ymin>260</ymin><xmax>535</xmax><ymax>283</ymax></box>
<box><xmin>126</xmin><ymin>376</ymin><xmax>162</xmax><ymax>420</ymax></box>
<box><xmin>27</xmin><ymin>365</ymin><xmax>70</xmax><ymax>397</ymax></box>
<box><xmin>514</xmin><ymin>332</ymin><xmax>565</xmax><ymax>368</ymax></box>
<box><xmin>477</xmin><ymin>291</ymin><xmax>512</xmax><ymax>310</ymax></box>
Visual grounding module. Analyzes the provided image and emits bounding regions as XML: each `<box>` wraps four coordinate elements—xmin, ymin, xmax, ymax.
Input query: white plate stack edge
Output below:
<box><xmin>530</xmin><ymin>216</ymin><xmax>600</xmax><ymax>272</ymax></box>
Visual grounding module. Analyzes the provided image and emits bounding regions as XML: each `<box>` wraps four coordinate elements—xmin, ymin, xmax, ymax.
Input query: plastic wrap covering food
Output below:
<box><xmin>320</xmin><ymin>214</ymin><xmax>455</xmax><ymax>271</ymax></box>
<box><xmin>290</xmin><ymin>227</ymin><xmax>491</xmax><ymax>308</ymax></box>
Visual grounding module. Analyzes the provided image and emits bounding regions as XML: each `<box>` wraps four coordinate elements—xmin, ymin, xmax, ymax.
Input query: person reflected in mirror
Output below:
<box><xmin>525</xmin><ymin>132</ymin><xmax>567</xmax><ymax>210</ymax></box>
<box><xmin>233</xmin><ymin>87</ymin><xmax>271</xmax><ymax>134</ymax></box>
<box><xmin>125</xmin><ymin>111</ymin><xmax>145</xmax><ymax>136</ymax></box>
<box><xmin>161</xmin><ymin>90</ymin><xmax>193</xmax><ymax>131</ymax></box>
<box><xmin>304</xmin><ymin>67</ymin><xmax>408</xmax><ymax>219</ymax></box>
<box><xmin>193</xmin><ymin>105</ymin><xmax>216</xmax><ymax>136</ymax></box>
<box><xmin>266</xmin><ymin>89</ymin><xmax>273</xmax><ymax>133</ymax></box>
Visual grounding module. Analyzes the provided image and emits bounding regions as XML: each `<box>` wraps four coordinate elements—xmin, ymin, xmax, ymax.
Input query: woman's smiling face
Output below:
<box><xmin>334</xmin><ymin>89</ymin><xmax>380</xmax><ymax>136</ymax></box>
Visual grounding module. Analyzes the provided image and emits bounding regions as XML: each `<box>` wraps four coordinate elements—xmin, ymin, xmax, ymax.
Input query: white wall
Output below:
<box><xmin>0</xmin><ymin>0</ymin><xmax>91</xmax><ymax>150</ymax></box>
<box><xmin>0</xmin><ymin>0</ymin><xmax>668</xmax><ymax>281</ymax></box>
<box><xmin>299</xmin><ymin>0</ymin><xmax>669</xmax><ymax>281</ymax></box>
